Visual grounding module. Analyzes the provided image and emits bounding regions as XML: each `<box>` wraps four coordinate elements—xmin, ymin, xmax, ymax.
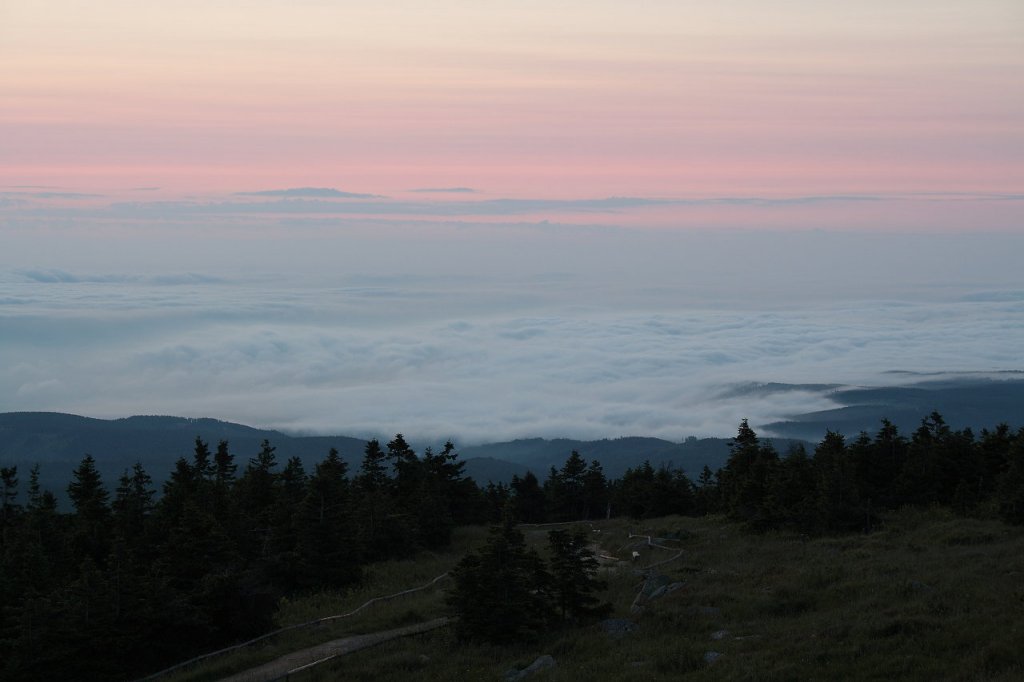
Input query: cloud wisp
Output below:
<box><xmin>234</xmin><ymin>187</ymin><xmax>384</xmax><ymax>199</ymax></box>
<box><xmin>409</xmin><ymin>187</ymin><xmax>478</xmax><ymax>194</ymax></box>
<box><xmin>4</xmin><ymin>190</ymin><xmax>1021</xmax><ymax>236</ymax></box>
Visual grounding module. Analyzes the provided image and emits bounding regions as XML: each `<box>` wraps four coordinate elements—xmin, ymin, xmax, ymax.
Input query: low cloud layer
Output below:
<box><xmin>2</xmin><ymin>187</ymin><xmax>1022</xmax><ymax>443</ymax></box>
<box><xmin>2</xmin><ymin>230</ymin><xmax>1022</xmax><ymax>443</ymax></box>
<box><xmin>4</xmin><ymin>190</ymin><xmax>1023</xmax><ymax>225</ymax></box>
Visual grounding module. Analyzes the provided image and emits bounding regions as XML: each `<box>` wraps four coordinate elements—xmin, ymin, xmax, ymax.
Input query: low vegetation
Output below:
<box><xmin>176</xmin><ymin>509</ymin><xmax>1024</xmax><ymax>681</ymax></box>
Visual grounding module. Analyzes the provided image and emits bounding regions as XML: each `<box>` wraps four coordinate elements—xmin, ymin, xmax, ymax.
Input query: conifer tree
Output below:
<box><xmin>482</xmin><ymin>481</ymin><xmax>511</xmax><ymax>522</ymax></box>
<box><xmin>235</xmin><ymin>439</ymin><xmax>280</xmax><ymax>559</ymax></box>
<box><xmin>297</xmin><ymin>449</ymin><xmax>360</xmax><ymax>587</ymax></box>
<box><xmin>26</xmin><ymin>463</ymin><xmax>45</xmax><ymax>511</ymax></box>
<box><xmin>416</xmin><ymin>443</ymin><xmax>467</xmax><ymax>548</ymax></box>
<box><xmin>511</xmin><ymin>471</ymin><xmax>547</xmax><ymax>523</ymax></box>
<box><xmin>616</xmin><ymin>461</ymin><xmax>656</xmax><ymax>519</ymax></box>
<box><xmin>267</xmin><ymin>456</ymin><xmax>307</xmax><ymax>583</ymax></box>
<box><xmin>448</xmin><ymin>515</ymin><xmax>551</xmax><ymax>643</ymax></box>
<box><xmin>582</xmin><ymin>459</ymin><xmax>609</xmax><ymax>520</ymax></box>
<box><xmin>547</xmin><ymin>528</ymin><xmax>610</xmax><ymax>624</ymax></box>
<box><xmin>977</xmin><ymin>424</ymin><xmax>1014</xmax><ymax>501</ymax></box>
<box><xmin>694</xmin><ymin>464</ymin><xmax>721</xmax><ymax>515</ymax></box>
<box><xmin>112</xmin><ymin>462</ymin><xmax>155</xmax><ymax>550</ymax></box>
<box><xmin>765</xmin><ymin>444</ymin><xmax>817</xmax><ymax>531</ymax></box>
<box><xmin>997</xmin><ymin>428</ymin><xmax>1024</xmax><ymax>525</ymax></box>
<box><xmin>354</xmin><ymin>438</ymin><xmax>396</xmax><ymax>558</ymax></box>
<box><xmin>193</xmin><ymin>437</ymin><xmax>215</xmax><ymax>482</ymax></box>
<box><xmin>719</xmin><ymin>420</ymin><xmax>778</xmax><ymax>530</ymax></box>
<box><xmin>211</xmin><ymin>439</ymin><xmax>237</xmax><ymax>524</ymax></box>
<box><xmin>67</xmin><ymin>454</ymin><xmax>110</xmax><ymax>562</ymax></box>
<box><xmin>213</xmin><ymin>439</ymin><xmax>237</xmax><ymax>487</ymax></box>
<box><xmin>896</xmin><ymin>412</ymin><xmax>971</xmax><ymax>506</ymax></box>
<box><xmin>814</xmin><ymin>431</ymin><xmax>865</xmax><ymax>532</ymax></box>
<box><xmin>1</xmin><ymin>465</ymin><xmax>18</xmax><ymax>527</ymax></box>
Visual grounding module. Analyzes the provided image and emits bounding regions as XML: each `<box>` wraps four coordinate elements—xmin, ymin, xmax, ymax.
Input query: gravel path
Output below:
<box><xmin>218</xmin><ymin>617</ymin><xmax>450</xmax><ymax>682</ymax></box>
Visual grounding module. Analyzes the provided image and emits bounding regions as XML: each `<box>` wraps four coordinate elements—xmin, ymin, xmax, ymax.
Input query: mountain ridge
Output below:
<box><xmin>0</xmin><ymin>412</ymin><xmax>744</xmax><ymax>507</ymax></box>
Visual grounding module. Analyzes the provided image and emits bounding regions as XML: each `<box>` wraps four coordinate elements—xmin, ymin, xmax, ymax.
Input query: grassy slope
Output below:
<box><xmin>173</xmin><ymin>510</ymin><xmax>1024</xmax><ymax>681</ymax></box>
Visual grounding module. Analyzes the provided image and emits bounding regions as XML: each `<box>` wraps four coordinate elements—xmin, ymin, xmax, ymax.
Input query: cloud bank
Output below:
<box><xmin>2</xmin><ymin>225</ymin><xmax>1022</xmax><ymax>443</ymax></box>
<box><xmin>2</xmin><ymin>185</ymin><xmax>1021</xmax><ymax>443</ymax></box>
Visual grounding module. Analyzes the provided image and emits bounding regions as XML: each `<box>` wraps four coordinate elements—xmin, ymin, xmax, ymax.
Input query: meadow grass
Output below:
<box><xmin>171</xmin><ymin>510</ymin><xmax>1024</xmax><ymax>681</ymax></box>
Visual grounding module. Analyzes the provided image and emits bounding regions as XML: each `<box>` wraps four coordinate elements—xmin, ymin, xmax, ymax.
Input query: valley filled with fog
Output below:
<box><xmin>3</xmin><ymin>221</ymin><xmax>1021</xmax><ymax>442</ymax></box>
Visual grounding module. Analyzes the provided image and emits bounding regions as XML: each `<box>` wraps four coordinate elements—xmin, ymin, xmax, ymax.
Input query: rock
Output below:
<box><xmin>704</xmin><ymin>651</ymin><xmax>723</xmax><ymax>665</ymax></box>
<box><xmin>687</xmin><ymin>605</ymin><xmax>722</xmax><ymax>617</ymax></box>
<box><xmin>640</xmin><ymin>574</ymin><xmax>672</xmax><ymax>598</ymax></box>
<box><xmin>505</xmin><ymin>655</ymin><xmax>556</xmax><ymax>681</ymax></box>
<box><xmin>648</xmin><ymin>580</ymin><xmax>686</xmax><ymax>601</ymax></box>
<box><xmin>710</xmin><ymin>629</ymin><xmax>729</xmax><ymax>641</ymax></box>
<box><xmin>600</xmin><ymin>618</ymin><xmax>638</xmax><ymax>638</ymax></box>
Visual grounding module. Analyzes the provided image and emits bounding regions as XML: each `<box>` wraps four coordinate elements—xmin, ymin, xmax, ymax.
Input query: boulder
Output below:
<box><xmin>505</xmin><ymin>655</ymin><xmax>556</xmax><ymax>681</ymax></box>
<box><xmin>640</xmin><ymin>574</ymin><xmax>672</xmax><ymax>598</ymax></box>
<box><xmin>600</xmin><ymin>618</ymin><xmax>638</xmax><ymax>638</ymax></box>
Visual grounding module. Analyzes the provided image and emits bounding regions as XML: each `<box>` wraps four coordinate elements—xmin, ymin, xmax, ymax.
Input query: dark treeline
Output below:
<box><xmin>2</xmin><ymin>413</ymin><xmax>1024</xmax><ymax>678</ymax></box>
<box><xmin>710</xmin><ymin>413</ymin><xmax>1024</xmax><ymax>533</ymax></box>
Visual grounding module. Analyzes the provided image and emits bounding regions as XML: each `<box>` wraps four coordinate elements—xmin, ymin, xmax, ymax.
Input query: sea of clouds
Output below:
<box><xmin>2</xmin><ymin>203</ymin><xmax>1023</xmax><ymax>443</ymax></box>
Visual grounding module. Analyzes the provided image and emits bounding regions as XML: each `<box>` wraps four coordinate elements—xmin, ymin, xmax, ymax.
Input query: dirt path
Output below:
<box><xmin>218</xmin><ymin>617</ymin><xmax>449</xmax><ymax>682</ymax></box>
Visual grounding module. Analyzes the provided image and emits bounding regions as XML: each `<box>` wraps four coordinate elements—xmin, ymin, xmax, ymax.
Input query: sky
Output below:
<box><xmin>1</xmin><ymin>1</ymin><xmax>1023</xmax><ymax>443</ymax></box>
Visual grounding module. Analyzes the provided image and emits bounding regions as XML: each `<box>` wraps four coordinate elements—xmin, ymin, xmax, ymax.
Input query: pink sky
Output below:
<box><xmin>2</xmin><ymin>1</ymin><xmax>1022</xmax><ymax>217</ymax></box>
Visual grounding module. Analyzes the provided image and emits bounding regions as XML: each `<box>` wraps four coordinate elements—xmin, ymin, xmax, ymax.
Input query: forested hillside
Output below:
<box><xmin>0</xmin><ymin>413</ymin><xmax>743</xmax><ymax>507</ymax></box>
<box><xmin>763</xmin><ymin>376</ymin><xmax>1024</xmax><ymax>440</ymax></box>
<box><xmin>1</xmin><ymin>413</ymin><xmax>1024</xmax><ymax>679</ymax></box>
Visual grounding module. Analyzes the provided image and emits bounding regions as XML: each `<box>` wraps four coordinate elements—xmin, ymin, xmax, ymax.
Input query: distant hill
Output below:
<box><xmin>0</xmin><ymin>412</ymin><xmax>367</xmax><ymax>506</ymax></box>
<box><xmin>458</xmin><ymin>436</ymin><xmax>743</xmax><ymax>480</ymax></box>
<box><xmin>7</xmin><ymin>373</ymin><xmax>1016</xmax><ymax>505</ymax></box>
<box><xmin>460</xmin><ymin>457</ymin><xmax>530</xmax><ymax>484</ymax></box>
<box><xmin>0</xmin><ymin>413</ymin><xmax>752</xmax><ymax>506</ymax></box>
<box><xmin>763</xmin><ymin>376</ymin><xmax>1024</xmax><ymax>441</ymax></box>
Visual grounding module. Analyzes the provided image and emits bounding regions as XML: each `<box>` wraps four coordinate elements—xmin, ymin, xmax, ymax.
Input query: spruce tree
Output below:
<box><xmin>192</xmin><ymin>437</ymin><xmax>215</xmax><ymax>482</ymax></box>
<box><xmin>582</xmin><ymin>460</ymin><xmax>609</xmax><ymax>520</ymax></box>
<box><xmin>719</xmin><ymin>420</ymin><xmax>778</xmax><ymax>530</ymax></box>
<box><xmin>448</xmin><ymin>516</ymin><xmax>551</xmax><ymax>643</ymax></box>
<box><xmin>112</xmin><ymin>462</ymin><xmax>155</xmax><ymax>550</ymax></box>
<box><xmin>67</xmin><ymin>455</ymin><xmax>110</xmax><ymax>562</ymax></box>
<box><xmin>547</xmin><ymin>528</ymin><xmax>610</xmax><ymax>624</ymax></box>
<box><xmin>1</xmin><ymin>465</ymin><xmax>18</xmax><ymax>526</ymax></box>
<box><xmin>511</xmin><ymin>471</ymin><xmax>547</xmax><ymax>523</ymax></box>
<box><xmin>296</xmin><ymin>449</ymin><xmax>360</xmax><ymax>587</ymax></box>
<box><xmin>814</xmin><ymin>431</ymin><xmax>864</xmax><ymax>532</ymax></box>
<box><xmin>354</xmin><ymin>439</ymin><xmax>397</xmax><ymax>559</ymax></box>
<box><xmin>997</xmin><ymin>428</ymin><xmax>1024</xmax><ymax>524</ymax></box>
